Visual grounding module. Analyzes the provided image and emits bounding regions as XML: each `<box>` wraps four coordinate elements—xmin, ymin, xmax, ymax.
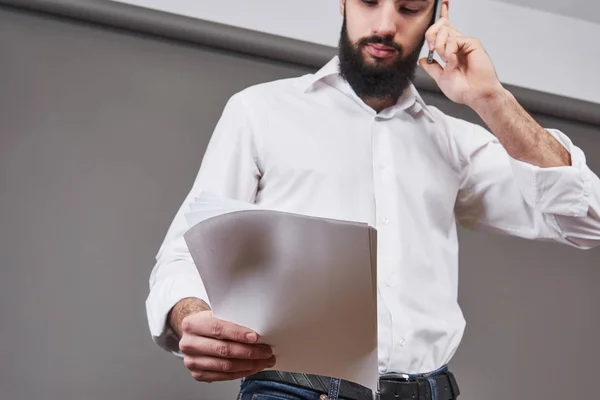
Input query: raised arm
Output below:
<box><xmin>420</xmin><ymin>1</ymin><xmax>600</xmax><ymax>248</ymax></box>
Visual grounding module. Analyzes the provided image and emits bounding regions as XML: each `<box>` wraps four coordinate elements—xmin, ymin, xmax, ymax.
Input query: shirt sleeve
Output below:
<box><xmin>454</xmin><ymin>122</ymin><xmax>600</xmax><ymax>249</ymax></box>
<box><xmin>145</xmin><ymin>93</ymin><xmax>261</xmax><ymax>355</ymax></box>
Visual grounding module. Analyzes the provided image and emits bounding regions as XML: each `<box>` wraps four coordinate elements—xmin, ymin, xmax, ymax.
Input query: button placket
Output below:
<box><xmin>372</xmin><ymin>118</ymin><xmax>394</xmax><ymax>228</ymax></box>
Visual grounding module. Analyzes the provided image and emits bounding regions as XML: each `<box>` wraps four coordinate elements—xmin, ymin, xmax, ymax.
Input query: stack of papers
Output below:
<box><xmin>183</xmin><ymin>192</ymin><xmax>379</xmax><ymax>391</ymax></box>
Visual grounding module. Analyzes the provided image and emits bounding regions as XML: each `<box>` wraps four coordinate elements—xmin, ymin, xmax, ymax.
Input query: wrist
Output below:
<box><xmin>469</xmin><ymin>85</ymin><xmax>511</xmax><ymax>117</ymax></box>
<box><xmin>169</xmin><ymin>297</ymin><xmax>211</xmax><ymax>338</ymax></box>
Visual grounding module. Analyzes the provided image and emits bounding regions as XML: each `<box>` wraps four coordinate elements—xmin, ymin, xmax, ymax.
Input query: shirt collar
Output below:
<box><xmin>304</xmin><ymin>56</ymin><xmax>434</xmax><ymax>122</ymax></box>
<box><xmin>303</xmin><ymin>56</ymin><xmax>342</xmax><ymax>92</ymax></box>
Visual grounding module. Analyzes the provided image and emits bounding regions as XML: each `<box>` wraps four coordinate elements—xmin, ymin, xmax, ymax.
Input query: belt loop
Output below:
<box><xmin>445</xmin><ymin>371</ymin><xmax>460</xmax><ymax>399</ymax></box>
<box><xmin>327</xmin><ymin>378</ymin><xmax>341</xmax><ymax>400</ymax></box>
<box><xmin>426</xmin><ymin>377</ymin><xmax>438</xmax><ymax>400</ymax></box>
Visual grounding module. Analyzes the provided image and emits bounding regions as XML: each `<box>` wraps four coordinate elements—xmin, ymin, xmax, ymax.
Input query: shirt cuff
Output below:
<box><xmin>509</xmin><ymin>129</ymin><xmax>592</xmax><ymax>218</ymax></box>
<box><xmin>145</xmin><ymin>268</ymin><xmax>210</xmax><ymax>356</ymax></box>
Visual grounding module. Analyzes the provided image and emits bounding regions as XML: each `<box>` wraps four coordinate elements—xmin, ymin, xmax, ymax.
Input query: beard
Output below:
<box><xmin>338</xmin><ymin>17</ymin><xmax>425</xmax><ymax>101</ymax></box>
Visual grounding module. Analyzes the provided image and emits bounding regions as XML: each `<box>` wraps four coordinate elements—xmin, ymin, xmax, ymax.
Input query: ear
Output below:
<box><xmin>340</xmin><ymin>0</ymin><xmax>346</xmax><ymax>16</ymax></box>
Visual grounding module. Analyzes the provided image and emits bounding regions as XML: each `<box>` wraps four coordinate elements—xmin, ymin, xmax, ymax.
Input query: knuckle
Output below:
<box><xmin>181</xmin><ymin>316</ymin><xmax>193</xmax><ymax>333</ymax></box>
<box><xmin>179</xmin><ymin>337</ymin><xmax>191</xmax><ymax>352</ymax></box>
<box><xmin>211</xmin><ymin>321</ymin><xmax>224</xmax><ymax>338</ymax></box>
<box><xmin>219</xmin><ymin>360</ymin><xmax>235</xmax><ymax>372</ymax></box>
<box><xmin>217</xmin><ymin>344</ymin><xmax>231</xmax><ymax>357</ymax></box>
<box><xmin>232</xmin><ymin>327</ymin><xmax>244</xmax><ymax>341</ymax></box>
<box><xmin>192</xmin><ymin>371</ymin><xmax>205</xmax><ymax>382</ymax></box>
<box><xmin>183</xmin><ymin>355</ymin><xmax>195</xmax><ymax>369</ymax></box>
<box><xmin>180</xmin><ymin>336</ymin><xmax>208</xmax><ymax>356</ymax></box>
<box><xmin>245</xmin><ymin>348</ymin><xmax>256</xmax><ymax>359</ymax></box>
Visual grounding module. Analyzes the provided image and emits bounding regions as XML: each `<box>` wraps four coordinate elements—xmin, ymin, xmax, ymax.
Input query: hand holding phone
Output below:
<box><xmin>427</xmin><ymin>0</ymin><xmax>445</xmax><ymax>64</ymax></box>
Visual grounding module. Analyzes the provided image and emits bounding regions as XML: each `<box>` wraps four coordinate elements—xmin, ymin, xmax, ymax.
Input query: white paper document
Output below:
<box><xmin>183</xmin><ymin>192</ymin><xmax>378</xmax><ymax>391</ymax></box>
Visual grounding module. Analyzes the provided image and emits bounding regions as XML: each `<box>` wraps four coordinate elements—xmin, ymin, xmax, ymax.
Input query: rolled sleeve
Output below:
<box><xmin>509</xmin><ymin>129</ymin><xmax>592</xmax><ymax>218</ymax></box>
<box><xmin>455</xmin><ymin>122</ymin><xmax>600</xmax><ymax>249</ymax></box>
<box><xmin>145</xmin><ymin>258</ymin><xmax>209</xmax><ymax>355</ymax></box>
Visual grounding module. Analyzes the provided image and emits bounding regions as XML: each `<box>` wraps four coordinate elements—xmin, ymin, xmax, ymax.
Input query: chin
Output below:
<box><xmin>364</xmin><ymin>55</ymin><xmax>398</xmax><ymax>69</ymax></box>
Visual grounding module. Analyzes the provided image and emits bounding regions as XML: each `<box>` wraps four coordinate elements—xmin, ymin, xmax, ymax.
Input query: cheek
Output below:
<box><xmin>346</xmin><ymin>25</ymin><xmax>367</xmax><ymax>46</ymax></box>
<box><xmin>344</xmin><ymin>15</ymin><xmax>375</xmax><ymax>44</ymax></box>
<box><xmin>401</xmin><ymin>24</ymin><xmax>429</xmax><ymax>52</ymax></box>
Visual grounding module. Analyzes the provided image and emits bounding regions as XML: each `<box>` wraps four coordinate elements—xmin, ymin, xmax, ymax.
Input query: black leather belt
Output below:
<box><xmin>379</xmin><ymin>372</ymin><xmax>460</xmax><ymax>400</ymax></box>
<box><xmin>245</xmin><ymin>370</ymin><xmax>460</xmax><ymax>400</ymax></box>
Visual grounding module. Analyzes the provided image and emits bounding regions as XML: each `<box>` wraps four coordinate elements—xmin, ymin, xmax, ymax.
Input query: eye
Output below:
<box><xmin>399</xmin><ymin>7</ymin><xmax>420</xmax><ymax>15</ymax></box>
<box><xmin>361</xmin><ymin>0</ymin><xmax>378</xmax><ymax>6</ymax></box>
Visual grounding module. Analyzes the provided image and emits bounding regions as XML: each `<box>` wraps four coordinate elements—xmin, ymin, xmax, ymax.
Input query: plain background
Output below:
<box><xmin>1</xmin><ymin>6</ymin><xmax>599</xmax><ymax>400</ymax></box>
<box><xmin>111</xmin><ymin>0</ymin><xmax>600</xmax><ymax>104</ymax></box>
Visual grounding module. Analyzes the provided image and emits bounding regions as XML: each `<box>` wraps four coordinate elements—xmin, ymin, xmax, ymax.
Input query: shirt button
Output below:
<box><xmin>399</xmin><ymin>338</ymin><xmax>406</xmax><ymax>347</ymax></box>
<box><xmin>381</xmin><ymin>218</ymin><xmax>390</xmax><ymax>225</ymax></box>
<box><xmin>413</xmin><ymin>103</ymin><xmax>423</xmax><ymax>113</ymax></box>
<box><xmin>320</xmin><ymin>395</ymin><xmax>328</xmax><ymax>400</ymax></box>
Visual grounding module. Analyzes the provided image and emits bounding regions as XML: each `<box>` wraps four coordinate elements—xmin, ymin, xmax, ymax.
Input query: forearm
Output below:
<box><xmin>169</xmin><ymin>297</ymin><xmax>211</xmax><ymax>338</ymax></box>
<box><xmin>471</xmin><ymin>89</ymin><xmax>571</xmax><ymax>168</ymax></box>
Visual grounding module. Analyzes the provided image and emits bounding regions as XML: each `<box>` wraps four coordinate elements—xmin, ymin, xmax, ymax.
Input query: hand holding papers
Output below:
<box><xmin>183</xmin><ymin>192</ymin><xmax>379</xmax><ymax>391</ymax></box>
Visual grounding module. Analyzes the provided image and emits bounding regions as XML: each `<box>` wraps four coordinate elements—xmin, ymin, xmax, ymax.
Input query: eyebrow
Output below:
<box><xmin>394</xmin><ymin>0</ymin><xmax>431</xmax><ymax>4</ymax></box>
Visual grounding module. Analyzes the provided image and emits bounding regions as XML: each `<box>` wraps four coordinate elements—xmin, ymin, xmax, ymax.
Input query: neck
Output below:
<box><xmin>361</xmin><ymin>96</ymin><xmax>397</xmax><ymax>113</ymax></box>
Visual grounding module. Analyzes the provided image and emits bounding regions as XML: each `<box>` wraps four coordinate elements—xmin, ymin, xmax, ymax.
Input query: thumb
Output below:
<box><xmin>419</xmin><ymin>58</ymin><xmax>444</xmax><ymax>83</ymax></box>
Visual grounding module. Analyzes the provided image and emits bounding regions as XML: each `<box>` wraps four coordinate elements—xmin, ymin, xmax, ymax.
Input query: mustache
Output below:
<box><xmin>357</xmin><ymin>36</ymin><xmax>403</xmax><ymax>53</ymax></box>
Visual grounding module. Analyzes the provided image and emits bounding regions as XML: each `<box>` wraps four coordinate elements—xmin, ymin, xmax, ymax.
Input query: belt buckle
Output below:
<box><xmin>397</xmin><ymin>373</ymin><xmax>411</xmax><ymax>382</ymax></box>
<box><xmin>379</xmin><ymin>373</ymin><xmax>412</xmax><ymax>383</ymax></box>
<box><xmin>377</xmin><ymin>373</ymin><xmax>412</xmax><ymax>399</ymax></box>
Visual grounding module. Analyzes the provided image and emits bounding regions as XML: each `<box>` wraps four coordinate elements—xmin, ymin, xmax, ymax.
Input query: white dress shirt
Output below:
<box><xmin>146</xmin><ymin>57</ymin><xmax>600</xmax><ymax>375</ymax></box>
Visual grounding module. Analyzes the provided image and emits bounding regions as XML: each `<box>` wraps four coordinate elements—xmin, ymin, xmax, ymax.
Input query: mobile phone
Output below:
<box><xmin>427</xmin><ymin>0</ymin><xmax>444</xmax><ymax>64</ymax></box>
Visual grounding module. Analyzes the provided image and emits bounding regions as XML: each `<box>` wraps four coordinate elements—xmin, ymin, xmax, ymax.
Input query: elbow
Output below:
<box><xmin>563</xmin><ymin>236</ymin><xmax>600</xmax><ymax>251</ymax></box>
<box><xmin>554</xmin><ymin>211</ymin><xmax>600</xmax><ymax>251</ymax></box>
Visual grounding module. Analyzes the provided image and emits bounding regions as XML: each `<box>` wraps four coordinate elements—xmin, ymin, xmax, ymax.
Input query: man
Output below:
<box><xmin>146</xmin><ymin>0</ymin><xmax>600</xmax><ymax>399</ymax></box>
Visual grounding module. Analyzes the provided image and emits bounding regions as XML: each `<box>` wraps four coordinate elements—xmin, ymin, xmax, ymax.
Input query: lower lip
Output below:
<box><xmin>365</xmin><ymin>44</ymin><xmax>397</xmax><ymax>59</ymax></box>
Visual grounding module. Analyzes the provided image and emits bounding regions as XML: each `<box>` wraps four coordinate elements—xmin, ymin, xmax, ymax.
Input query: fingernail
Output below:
<box><xmin>246</xmin><ymin>332</ymin><xmax>257</xmax><ymax>342</ymax></box>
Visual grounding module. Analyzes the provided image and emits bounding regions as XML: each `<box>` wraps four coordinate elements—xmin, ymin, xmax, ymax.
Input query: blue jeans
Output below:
<box><xmin>237</xmin><ymin>378</ymin><xmax>349</xmax><ymax>400</ymax></box>
<box><xmin>237</xmin><ymin>365</ymin><xmax>451</xmax><ymax>400</ymax></box>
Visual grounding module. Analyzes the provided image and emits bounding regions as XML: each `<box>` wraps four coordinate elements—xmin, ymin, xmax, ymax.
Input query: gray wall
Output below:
<box><xmin>1</xmin><ymin>6</ymin><xmax>599</xmax><ymax>400</ymax></box>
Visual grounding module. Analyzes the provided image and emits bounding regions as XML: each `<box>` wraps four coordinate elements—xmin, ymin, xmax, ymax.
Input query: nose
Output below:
<box><xmin>372</xmin><ymin>2</ymin><xmax>398</xmax><ymax>37</ymax></box>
